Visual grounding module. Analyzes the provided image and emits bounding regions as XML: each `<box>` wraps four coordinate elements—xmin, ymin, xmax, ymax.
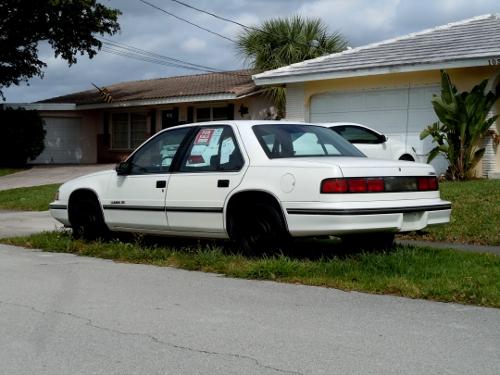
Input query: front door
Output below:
<box><xmin>166</xmin><ymin>125</ymin><xmax>246</xmax><ymax>234</ymax></box>
<box><xmin>102</xmin><ymin>127</ymin><xmax>191</xmax><ymax>231</ymax></box>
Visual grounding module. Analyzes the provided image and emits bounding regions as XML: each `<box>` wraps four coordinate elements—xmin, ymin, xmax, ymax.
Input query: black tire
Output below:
<box><xmin>341</xmin><ymin>232</ymin><xmax>395</xmax><ymax>251</ymax></box>
<box><xmin>70</xmin><ymin>196</ymin><xmax>109</xmax><ymax>241</ymax></box>
<box><xmin>229</xmin><ymin>203</ymin><xmax>287</xmax><ymax>255</ymax></box>
<box><xmin>399</xmin><ymin>154</ymin><xmax>415</xmax><ymax>161</ymax></box>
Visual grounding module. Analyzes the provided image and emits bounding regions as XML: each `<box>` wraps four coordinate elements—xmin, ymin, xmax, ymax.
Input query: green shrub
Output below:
<box><xmin>420</xmin><ymin>71</ymin><xmax>499</xmax><ymax>180</ymax></box>
<box><xmin>0</xmin><ymin>107</ymin><xmax>46</xmax><ymax>166</ymax></box>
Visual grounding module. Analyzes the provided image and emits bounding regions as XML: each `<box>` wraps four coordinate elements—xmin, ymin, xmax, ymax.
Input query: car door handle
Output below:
<box><xmin>217</xmin><ymin>179</ymin><xmax>229</xmax><ymax>188</ymax></box>
<box><xmin>156</xmin><ymin>180</ymin><xmax>166</xmax><ymax>188</ymax></box>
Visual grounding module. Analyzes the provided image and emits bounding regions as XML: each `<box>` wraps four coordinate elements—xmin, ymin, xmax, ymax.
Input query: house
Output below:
<box><xmin>11</xmin><ymin>69</ymin><xmax>275</xmax><ymax>164</ymax></box>
<box><xmin>253</xmin><ymin>14</ymin><xmax>500</xmax><ymax>177</ymax></box>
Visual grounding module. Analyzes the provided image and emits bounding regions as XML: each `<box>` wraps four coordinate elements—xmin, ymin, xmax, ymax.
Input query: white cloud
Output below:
<box><xmin>298</xmin><ymin>0</ymin><xmax>400</xmax><ymax>46</ymax></box>
<box><xmin>3</xmin><ymin>0</ymin><xmax>500</xmax><ymax>102</ymax></box>
<box><xmin>181</xmin><ymin>37</ymin><xmax>207</xmax><ymax>53</ymax></box>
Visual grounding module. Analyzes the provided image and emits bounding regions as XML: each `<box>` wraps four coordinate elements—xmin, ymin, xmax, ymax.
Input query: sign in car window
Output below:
<box><xmin>187</xmin><ymin>128</ymin><xmax>223</xmax><ymax>167</ymax></box>
<box><xmin>220</xmin><ymin>137</ymin><xmax>235</xmax><ymax>164</ymax></box>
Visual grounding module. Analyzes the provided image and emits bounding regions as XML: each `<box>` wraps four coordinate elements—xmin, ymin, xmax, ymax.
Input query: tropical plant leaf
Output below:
<box><xmin>426</xmin><ymin>71</ymin><xmax>499</xmax><ymax>180</ymax></box>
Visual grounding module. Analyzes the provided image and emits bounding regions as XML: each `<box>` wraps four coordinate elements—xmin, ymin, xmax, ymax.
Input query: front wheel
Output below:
<box><xmin>399</xmin><ymin>154</ymin><xmax>415</xmax><ymax>161</ymax></box>
<box><xmin>70</xmin><ymin>197</ymin><xmax>109</xmax><ymax>240</ymax></box>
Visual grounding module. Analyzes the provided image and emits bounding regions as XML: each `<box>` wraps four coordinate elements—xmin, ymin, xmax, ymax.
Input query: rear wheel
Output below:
<box><xmin>229</xmin><ymin>203</ymin><xmax>288</xmax><ymax>255</ymax></box>
<box><xmin>70</xmin><ymin>196</ymin><xmax>109</xmax><ymax>240</ymax></box>
<box><xmin>341</xmin><ymin>232</ymin><xmax>395</xmax><ymax>251</ymax></box>
<box><xmin>399</xmin><ymin>154</ymin><xmax>415</xmax><ymax>161</ymax></box>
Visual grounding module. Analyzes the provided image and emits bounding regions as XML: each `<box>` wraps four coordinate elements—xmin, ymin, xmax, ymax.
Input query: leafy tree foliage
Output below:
<box><xmin>236</xmin><ymin>16</ymin><xmax>347</xmax><ymax>116</ymax></box>
<box><xmin>0</xmin><ymin>0</ymin><xmax>121</xmax><ymax>99</ymax></box>
<box><xmin>0</xmin><ymin>108</ymin><xmax>46</xmax><ymax>166</ymax></box>
<box><xmin>421</xmin><ymin>71</ymin><xmax>499</xmax><ymax>180</ymax></box>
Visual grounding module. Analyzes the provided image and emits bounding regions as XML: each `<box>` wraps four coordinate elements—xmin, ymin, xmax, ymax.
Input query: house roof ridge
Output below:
<box><xmin>254</xmin><ymin>13</ymin><xmax>498</xmax><ymax>79</ymax></box>
<box><xmin>105</xmin><ymin>68</ymin><xmax>254</xmax><ymax>87</ymax></box>
<box><xmin>38</xmin><ymin>68</ymin><xmax>258</xmax><ymax>104</ymax></box>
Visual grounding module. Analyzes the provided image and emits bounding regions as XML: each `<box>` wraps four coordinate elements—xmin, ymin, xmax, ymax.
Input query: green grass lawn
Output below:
<box><xmin>399</xmin><ymin>179</ymin><xmax>500</xmax><ymax>246</ymax></box>
<box><xmin>2</xmin><ymin>231</ymin><xmax>499</xmax><ymax>308</ymax></box>
<box><xmin>0</xmin><ymin>179</ymin><xmax>497</xmax><ymax>244</ymax></box>
<box><xmin>0</xmin><ymin>168</ymin><xmax>26</xmax><ymax>177</ymax></box>
<box><xmin>0</xmin><ymin>184</ymin><xmax>60</xmax><ymax>211</ymax></box>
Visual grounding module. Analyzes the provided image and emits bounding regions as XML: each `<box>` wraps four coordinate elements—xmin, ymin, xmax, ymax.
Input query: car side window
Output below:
<box><xmin>129</xmin><ymin>127</ymin><xmax>191</xmax><ymax>174</ymax></box>
<box><xmin>180</xmin><ymin>126</ymin><xmax>244</xmax><ymax>172</ymax></box>
<box><xmin>333</xmin><ymin>126</ymin><xmax>382</xmax><ymax>144</ymax></box>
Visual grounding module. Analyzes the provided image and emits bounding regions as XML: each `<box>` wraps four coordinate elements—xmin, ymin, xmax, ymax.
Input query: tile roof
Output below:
<box><xmin>40</xmin><ymin>69</ymin><xmax>257</xmax><ymax>105</ymax></box>
<box><xmin>254</xmin><ymin>14</ymin><xmax>500</xmax><ymax>84</ymax></box>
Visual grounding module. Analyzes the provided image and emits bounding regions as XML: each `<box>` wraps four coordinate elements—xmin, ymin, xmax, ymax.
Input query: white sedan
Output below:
<box><xmin>326</xmin><ymin>122</ymin><xmax>418</xmax><ymax>161</ymax></box>
<box><xmin>50</xmin><ymin>121</ymin><xmax>450</xmax><ymax>252</ymax></box>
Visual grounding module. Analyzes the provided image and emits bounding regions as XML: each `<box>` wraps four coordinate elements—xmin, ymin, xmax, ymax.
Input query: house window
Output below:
<box><xmin>111</xmin><ymin>112</ymin><xmax>148</xmax><ymax>149</ymax></box>
<box><xmin>195</xmin><ymin>106</ymin><xmax>230</xmax><ymax>122</ymax></box>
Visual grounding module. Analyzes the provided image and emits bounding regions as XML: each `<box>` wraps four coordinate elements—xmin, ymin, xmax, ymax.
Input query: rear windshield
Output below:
<box><xmin>253</xmin><ymin>124</ymin><xmax>365</xmax><ymax>159</ymax></box>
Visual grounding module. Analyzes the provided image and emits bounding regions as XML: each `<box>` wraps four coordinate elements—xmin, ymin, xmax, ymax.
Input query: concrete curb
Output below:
<box><xmin>396</xmin><ymin>239</ymin><xmax>500</xmax><ymax>256</ymax></box>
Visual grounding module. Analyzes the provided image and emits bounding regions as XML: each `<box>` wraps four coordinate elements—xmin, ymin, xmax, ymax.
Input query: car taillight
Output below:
<box><xmin>417</xmin><ymin>176</ymin><xmax>438</xmax><ymax>191</ymax></box>
<box><xmin>321</xmin><ymin>176</ymin><xmax>438</xmax><ymax>193</ymax></box>
<box><xmin>348</xmin><ymin>178</ymin><xmax>366</xmax><ymax>192</ymax></box>
<box><xmin>367</xmin><ymin>178</ymin><xmax>385</xmax><ymax>192</ymax></box>
<box><xmin>321</xmin><ymin>178</ymin><xmax>348</xmax><ymax>193</ymax></box>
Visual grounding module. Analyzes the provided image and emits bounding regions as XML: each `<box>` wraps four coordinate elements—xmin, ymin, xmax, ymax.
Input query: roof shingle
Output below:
<box><xmin>254</xmin><ymin>14</ymin><xmax>500</xmax><ymax>83</ymax></box>
<box><xmin>40</xmin><ymin>69</ymin><xmax>257</xmax><ymax>105</ymax></box>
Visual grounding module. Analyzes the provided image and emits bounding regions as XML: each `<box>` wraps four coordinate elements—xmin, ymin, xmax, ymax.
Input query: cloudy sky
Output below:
<box><xmin>4</xmin><ymin>0</ymin><xmax>500</xmax><ymax>103</ymax></box>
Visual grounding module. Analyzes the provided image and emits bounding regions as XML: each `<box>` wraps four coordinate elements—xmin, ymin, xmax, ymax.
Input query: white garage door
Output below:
<box><xmin>32</xmin><ymin>117</ymin><xmax>82</xmax><ymax>164</ymax></box>
<box><xmin>310</xmin><ymin>86</ymin><xmax>448</xmax><ymax>173</ymax></box>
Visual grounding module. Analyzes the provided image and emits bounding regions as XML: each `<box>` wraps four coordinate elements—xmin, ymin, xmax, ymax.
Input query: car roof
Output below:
<box><xmin>156</xmin><ymin>120</ymin><xmax>324</xmax><ymax>133</ymax></box>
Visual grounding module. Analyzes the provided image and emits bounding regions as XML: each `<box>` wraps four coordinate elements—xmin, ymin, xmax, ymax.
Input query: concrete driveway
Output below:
<box><xmin>0</xmin><ymin>211</ymin><xmax>62</xmax><ymax>238</ymax></box>
<box><xmin>0</xmin><ymin>244</ymin><xmax>499</xmax><ymax>375</ymax></box>
<box><xmin>0</xmin><ymin>164</ymin><xmax>114</xmax><ymax>191</ymax></box>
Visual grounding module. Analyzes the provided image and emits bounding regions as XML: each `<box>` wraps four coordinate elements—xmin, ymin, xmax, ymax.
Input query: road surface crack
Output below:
<box><xmin>0</xmin><ymin>300</ymin><xmax>303</xmax><ymax>375</ymax></box>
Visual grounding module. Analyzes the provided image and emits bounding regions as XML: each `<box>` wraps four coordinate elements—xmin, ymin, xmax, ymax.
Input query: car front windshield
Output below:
<box><xmin>253</xmin><ymin>124</ymin><xmax>365</xmax><ymax>159</ymax></box>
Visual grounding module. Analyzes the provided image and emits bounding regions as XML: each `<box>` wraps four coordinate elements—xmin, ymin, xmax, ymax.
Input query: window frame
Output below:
<box><xmin>124</xmin><ymin>126</ymin><xmax>195</xmax><ymax>175</ymax></box>
<box><xmin>332</xmin><ymin>125</ymin><xmax>386</xmax><ymax>145</ymax></box>
<box><xmin>178</xmin><ymin>125</ymin><xmax>245</xmax><ymax>173</ymax></box>
<box><xmin>194</xmin><ymin>105</ymin><xmax>230</xmax><ymax>122</ymax></box>
<box><xmin>253</xmin><ymin>124</ymin><xmax>365</xmax><ymax>159</ymax></box>
<box><xmin>110</xmin><ymin>111</ymin><xmax>149</xmax><ymax>150</ymax></box>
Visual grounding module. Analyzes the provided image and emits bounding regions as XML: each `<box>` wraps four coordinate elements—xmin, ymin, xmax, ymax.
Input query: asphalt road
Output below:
<box><xmin>1</xmin><ymin>244</ymin><xmax>499</xmax><ymax>375</ymax></box>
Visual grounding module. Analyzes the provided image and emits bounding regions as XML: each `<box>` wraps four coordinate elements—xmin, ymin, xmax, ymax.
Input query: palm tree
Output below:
<box><xmin>236</xmin><ymin>15</ymin><xmax>348</xmax><ymax>116</ymax></box>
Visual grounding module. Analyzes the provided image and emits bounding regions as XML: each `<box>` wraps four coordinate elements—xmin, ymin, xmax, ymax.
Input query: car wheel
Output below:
<box><xmin>70</xmin><ymin>197</ymin><xmax>109</xmax><ymax>241</ymax></box>
<box><xmin>341</xmin><ymin>232</ymin><xmax>395</xmax><ymax>251</ymax></box>
<box><xmin>399</xmin><ymin>154</ymin><xmax>415</xmax><ymax>161</ymax></box>
<box><xmin>230</xmin><ymin>203</ymin><xmax>287</xmax><ymax>255</ymax></box>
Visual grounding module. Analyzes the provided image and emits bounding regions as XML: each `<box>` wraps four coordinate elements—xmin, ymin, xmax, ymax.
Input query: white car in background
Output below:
<box><xmin>325</xmin><ymin>122</ymin><xmax>418</xmax><ymax>161</ymax></box>
<box><xmin>50</xmin><ymin>121</ymin><xmax>450</xmax><ymax>253</ymax></box>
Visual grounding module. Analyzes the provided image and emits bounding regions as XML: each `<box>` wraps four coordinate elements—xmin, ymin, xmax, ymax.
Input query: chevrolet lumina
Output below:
<box><xmin>50</xmin><ymin>121</ymin><xmax>451</xmax><ymax>252</ymax></box>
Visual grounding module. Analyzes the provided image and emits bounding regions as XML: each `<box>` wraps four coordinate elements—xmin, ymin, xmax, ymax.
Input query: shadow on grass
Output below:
<box><xmin>113</xmin><ymin>232</ymin><xmax>385</xmax><ymax>261</ymax></box>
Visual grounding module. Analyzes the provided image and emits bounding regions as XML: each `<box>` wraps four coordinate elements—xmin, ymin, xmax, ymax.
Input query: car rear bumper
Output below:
<box><xmin>284</xmin><ymin>199</ymin><xmax>451</xmax><ymax>237</ymax></box>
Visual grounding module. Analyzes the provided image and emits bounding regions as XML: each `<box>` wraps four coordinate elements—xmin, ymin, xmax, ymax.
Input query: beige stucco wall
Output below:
<box><xmin>288</xmin><ymin>66</ymin><xmax>500</xmax><ymax>177</ymax></box>
<box><xmin>301</xmin><ymin>67</ymin><xmax>499</xmax><ymax>104</ymax></box>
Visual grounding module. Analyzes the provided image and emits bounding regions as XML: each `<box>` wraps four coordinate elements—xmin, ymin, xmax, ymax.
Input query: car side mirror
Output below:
<box><xmin>379</xmin><ymin>134</ymin><xmax>387</xmax><ymax>143</ymax></box>
<box><xmin>115</xmin><ymin>161</ymin><xmax>131</xmax><ymax>176</ymax></box>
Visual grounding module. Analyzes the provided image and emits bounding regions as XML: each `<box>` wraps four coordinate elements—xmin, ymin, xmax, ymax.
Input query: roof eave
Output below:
<box><xmin>74</xmin><ymin>91</ymin><xmax>258</xmax><ymax>110</ymax></box>
<box><xmin>253</xmin><ymin>58</ymin><xmax>496</xmax><ymax>85</ymax></box>
<box><xmin>3</xmin><ymin>103</ymin><xmax>77</xmax><ymax>111</ymax></box>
